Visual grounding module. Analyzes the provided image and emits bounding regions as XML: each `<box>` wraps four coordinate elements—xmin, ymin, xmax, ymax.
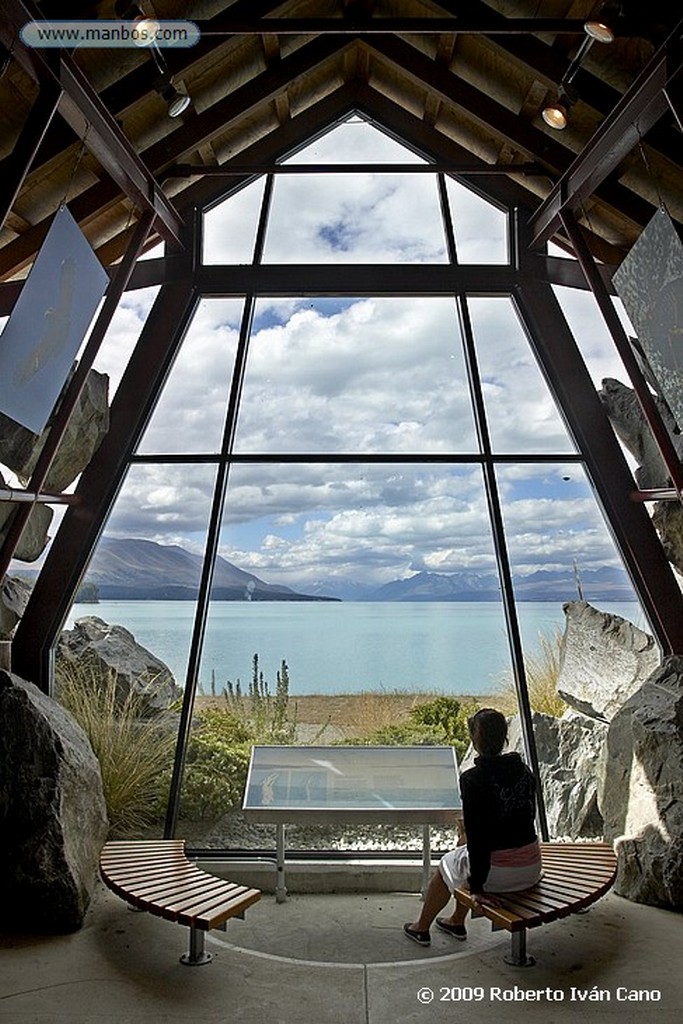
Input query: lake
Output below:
<box><xmin>64</xmin><ymin>599</ymin><xmax>646</xmax><ymax>696</ymax></box>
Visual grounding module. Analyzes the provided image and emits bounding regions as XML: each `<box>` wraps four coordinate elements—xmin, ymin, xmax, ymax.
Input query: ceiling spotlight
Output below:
<box><xmin>131</xmin><ymin>16</ymin><xmax>160</xmax><ymax>47</ymax></box>
<box><xmin>114</xmin><ymin>2</ymin><xmax>159</xmax><ymax>46</ymax></box>
<box><xmin>542</xmin><ymin>83</ymin><xmax>578</xmax><ymax>130</ymax></box>
<box><xmin>542</xmin><ymin>99</ymin><xmax>569</xmax><ymax>130</ymax></box>
<box><xmin>584</xmin><ymin>2</ymin><xmax>622</xmax><ymax>43</ymax></box>
<box><xmin>584</xmin><ymin>19</ymin><xmax>615</xmax><ymax>43</ymax></box>
<box><xmin>160</xmin><ymin>82</ymin><xmax>191</xmax><ymax>118</ymax></box>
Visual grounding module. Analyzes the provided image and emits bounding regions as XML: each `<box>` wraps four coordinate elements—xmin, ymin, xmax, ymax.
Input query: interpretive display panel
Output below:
<box><xmin>243</xmin><ymin>745</ymin><xmax>461</xmax><ymax>824</ymax></box>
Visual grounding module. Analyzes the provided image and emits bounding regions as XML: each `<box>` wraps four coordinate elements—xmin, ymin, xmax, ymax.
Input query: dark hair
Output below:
<box><xmin>468</xmin><ymin>708</ymin><xmax>508</xmax><ymax>757</ymax></box>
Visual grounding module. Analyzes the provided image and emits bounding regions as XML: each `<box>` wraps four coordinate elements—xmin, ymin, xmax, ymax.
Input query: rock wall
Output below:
<box><xmin>600</xmin><ymin>657</ymin><xmax>683</xmax><ymax>909</ymax></box>
<box><xmin>0</xmin><ymin>671</ymin><xmax>108</xmax><ymax>932</ymax></box>
<box><xmin>508</xmin><ymin>711</ymin><xmax>607</xmax><ymax>839</ymax></box>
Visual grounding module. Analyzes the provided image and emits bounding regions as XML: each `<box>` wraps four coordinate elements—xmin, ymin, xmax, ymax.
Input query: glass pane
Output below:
<box><xmin>263</xmin><ymin>172</ymin><xmax>448</xmax><ymax>263</ymax></box>
<box><xmin>60</xmin><ymin>462</ymin><xmax>218</xmax><ymax>838</ymax></box>
<box><xmin>92</xmin><ymin>285</ymin><xmax>161</xmax><ymax>399</ymax></box>
<box><xmin>202</xmin><ymin>177</ymin><xmax>267</xmax><ymax>264</ymax></box>
<box><xmin>233</xmin><ymin>297</ymin><xmax>478</xmax><ymax>453</ymax></box>
<box><xmin>137</xmin><ymin>298</ymin><xmax>244</xmax><ymax>455</ymax></box>
<box><xmin>444</xmin><ymin>177</ymin><xmax>508</xmax><ymax>263</ymax></box>
<box><xmin>178</xmin><ymin>460</ymin><xmax>508</xmax><ymax>849</ymax></box>
<box><xmin>468</xmin><ymin>295</ymin><xmax>577</xmax><ymax>454</ymax></box>
<box><xmin>138</xmin><ymin>240</ymin><xmax>164</xmax><ymax>261</ymax></box>
<box><xmin>495</xmin><ymin>461</ymin><xmax>645</xmax><ymax>623</ymax></box>
<box><xmin>553</xmin><ymin>285</ymin><xmax>630</xmax><ymax>389</ymax></box>
<box><xmin>286</xmin><ymin>116</ymin><xmax>427</xmax><ymax>164</ymax></box>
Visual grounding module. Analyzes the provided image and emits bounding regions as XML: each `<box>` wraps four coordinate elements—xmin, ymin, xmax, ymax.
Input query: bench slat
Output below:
<box><xmin>453</xmin><ymin>842</ymin><xmax>617</xmax><ymax>947</ymax></box>
<box><xmin>99</xmin><ymin>839</ymin><xmax>261</xmax><ymax>962</ymax></box>
<box><xmin>177</xmin><ymin>887</ymin><xmax>262</xmax><ymax>930</ymax></box>
<box><xmin>112</xmin><ymin>873</ymin><xmax>231</xmax><ymax>910</ymax></box>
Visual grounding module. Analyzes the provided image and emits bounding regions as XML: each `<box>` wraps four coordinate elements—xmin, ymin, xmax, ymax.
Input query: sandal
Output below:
<box><xmin>435</xmin><ymin>918</ymin><xmax>467</xmax><ymax>940</ymax></box>
<box><xmin>403</xmin><ymin>923</ymin><xmax>431</xmax><ymax>946</ymax></box>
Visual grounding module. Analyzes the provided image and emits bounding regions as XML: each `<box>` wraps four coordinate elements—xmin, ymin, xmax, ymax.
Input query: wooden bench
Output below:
<box><xmin>453</xmin><ymin>841</ymin><xmax>617</xmax><ymax>966</ymax></box>
<box><xmin>99</xmin><ymin>839</ymin><xmax>261</xmax><ymax>965</ymax></box>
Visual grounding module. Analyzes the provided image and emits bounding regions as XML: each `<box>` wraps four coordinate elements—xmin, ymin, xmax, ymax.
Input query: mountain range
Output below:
<box><xmin>78</xmin><ymin>537</ymin><xmax>334</xmax><ymax>601</ymax></box>
<box><xmin>18</xmin><ymin>537</ymin><xmax>636</xmax><ymax>603</ymax></box>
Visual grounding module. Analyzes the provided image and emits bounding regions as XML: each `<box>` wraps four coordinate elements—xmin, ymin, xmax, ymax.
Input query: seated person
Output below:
<box><xmin>404</xmin><ymin>707</ymin><xmax>542</xmax><ymax>946</ymax></box>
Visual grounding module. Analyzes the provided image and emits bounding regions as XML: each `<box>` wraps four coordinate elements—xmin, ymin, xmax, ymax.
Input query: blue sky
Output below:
<box><xmin>3</xmin><ymin>116</ymin><xmax>646</xmax><ymax>595</ymax></box>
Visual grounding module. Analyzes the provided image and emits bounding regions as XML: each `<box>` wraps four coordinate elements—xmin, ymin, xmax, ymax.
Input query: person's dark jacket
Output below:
<box><xmin>460</xmin><ymin>751</ymin><xmax>538</xmax><ymax>893</ymax></box>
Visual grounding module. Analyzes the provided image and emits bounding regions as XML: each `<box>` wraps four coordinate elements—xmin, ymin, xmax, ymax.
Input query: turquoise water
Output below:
<box><xmin>65</xmin><ymin>599</ymin><xmax>645</xmax><ymax>696</ymax></box>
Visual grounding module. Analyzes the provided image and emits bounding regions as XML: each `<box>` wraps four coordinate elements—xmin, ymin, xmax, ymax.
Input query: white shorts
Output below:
<box><xmin>439</xmin><ymin>844</ymin><xmax>543</xmax><ymax>894</ymax></box>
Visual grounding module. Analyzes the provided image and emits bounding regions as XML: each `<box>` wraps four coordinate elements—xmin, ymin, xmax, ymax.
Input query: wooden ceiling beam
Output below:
<box><xmin>0</xmin><ymin>34</ymin><xmax>352</xmax><ymax>280</ymax></box>
<box><xmin>1</xmin><ymin>0</ymin><xmax>184</xmax><ymax>244</ymax></box>
<box><xmin>434</xmin><ymin>0</ymin><xmax>683</xmax><ymax>166</ymax></box>
<box><xmin>366</xmin><ymin>35</ymin><xmax>656</xmax><ymax>239</ymax></box>
<box><xmin>189</xmin><ymin>18</ymin><xmax>600</xmax><ymax>36</ymax></box>
<box><xmin>18</xmin><ymin>0</ymin><xmax>288</xmax><ymax>177</ymax></box>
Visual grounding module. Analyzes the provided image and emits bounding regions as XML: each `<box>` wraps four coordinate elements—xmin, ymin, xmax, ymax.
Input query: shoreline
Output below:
<box><xmin>196</xmin><ymin>690</ymin><xmax>496</xmax><ymax>737</ymax></box>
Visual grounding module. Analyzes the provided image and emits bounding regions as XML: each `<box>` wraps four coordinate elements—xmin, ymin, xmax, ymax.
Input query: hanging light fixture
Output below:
<box><xmin>115</xmin><ymin>0</ymin><xmax>192</xmax><ymax>118</ymax></box>
<box><xmin>542</xmin><ymin>85</ymin><xmax>578</xmax><ymax>131</ymax></box>
<box><xmin>159</xmin><ymin>78</ymin><xmax>192</xmax><ymax>118</ymax></box>
<box><xmin>541</xmin><ymin>6</ymin><xmax>622</xmax><ymax>133</ymax></box>
<box><xmin>584</xmin><ymin>2</ymin><xmax>623</xmax><ymax>44</ymax></box>
<box><xmin>542</xmin><ymin>97</ymin><xmax>570</xmax><ymax>130</ymax></box>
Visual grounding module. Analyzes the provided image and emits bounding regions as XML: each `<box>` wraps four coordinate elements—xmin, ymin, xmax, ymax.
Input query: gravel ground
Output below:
<box><xmin>186</xmin><ymin>810</ymin><xmax>458</xmax><ymax>853</ymax></box>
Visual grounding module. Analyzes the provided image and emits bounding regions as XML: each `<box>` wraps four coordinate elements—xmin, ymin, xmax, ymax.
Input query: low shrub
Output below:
<box><xmin>178</xmin><ymin>708</ymin><xmax>253</xmax><ymax>820</ymax></box>
<box><xmin>352</xmin><ymin>695</ymin><xmax>477</xmax><ymax>761</ymax></box>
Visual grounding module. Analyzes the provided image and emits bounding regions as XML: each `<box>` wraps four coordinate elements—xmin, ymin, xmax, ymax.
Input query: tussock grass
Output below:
<box><xmin>343</xmin><ymin>688</ymin><xmax>432</xmax><ymax>735</ymax></box>
<box><xmin>55</xmin><ymin>664</ymin><xmax>177</xmax><ymax>837</ymax></box>
<box><xmin>497</xmin><ymin>629</ymin><xmax>567</xmax><ymax>718</ymax></box>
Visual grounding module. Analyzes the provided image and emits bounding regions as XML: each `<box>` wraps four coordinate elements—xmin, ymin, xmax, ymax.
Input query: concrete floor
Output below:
<box><xmin>0</xmin><ymin>883</ymin><xmax>681</xmax><ymax>1024</ymax></box>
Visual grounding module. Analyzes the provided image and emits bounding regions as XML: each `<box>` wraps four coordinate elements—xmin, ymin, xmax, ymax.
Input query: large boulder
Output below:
<box><xmin>0</xmin><ymin>670</ymin><xmax>108</xmax><ymax>932</ymax></box>
<box><xmin>557</xmin><ymin>601</ymin><xmax>660</xmax><ymax>721</ymax></box>
<box><xmin>56</xmin><ymin>616</ymin><xmax>182</xmax><ymax>713</ymax></box>
<box><xmin>0</xmin><ymin>573</ymin><xmax>32</xmax><ymax>637</ymax></box>
<box><xmin>599</xmin><ymin>377</ymin><xmax>683</xmax><ymax>490</ymax></box>
<box><xmin>0</xmin><ymin>369</ymin><xmax>109</xmax><ymax>492</ymax></box>
<box><xmin>507</xmin><ymin>711</ymin><xmax>607</xmax><ymax>839</ymax></box>
<box><xmin>0</xmin><ymin>482</ymin><xmax>53</xmax><ymax>561</ymax></box>
<box><xmin>599</xmin><ymin>377</ymin><xmax>683</xmax><ymax>574</ymax></box>
<box><xmin>600</xmin><ymin>656</ymin><xmax>683</xmax><ymax>909</ymax></box>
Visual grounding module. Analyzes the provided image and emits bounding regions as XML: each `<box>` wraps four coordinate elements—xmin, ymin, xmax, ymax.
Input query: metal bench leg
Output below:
<box><xmin>504</xmin><ymin>930</ymin><xmax>535</xmax><ymax>967</ymax></box>
<box><xmin>180</xmin><ymin>925</ymin><xmax>213</xmax><ymax>966</ymax></box>
<box><xmin>275</xmin><ymin>823</ymin><xmax>288</xmax><ymax>903</ymax></box>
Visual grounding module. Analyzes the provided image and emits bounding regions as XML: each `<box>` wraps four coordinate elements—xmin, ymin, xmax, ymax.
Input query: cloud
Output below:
<box><xmin>29</xmin><ymin>117</ymin><xmax>641</xmax><ymax>596</ymax></box>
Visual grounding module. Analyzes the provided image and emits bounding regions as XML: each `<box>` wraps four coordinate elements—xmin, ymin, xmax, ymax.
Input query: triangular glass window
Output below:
<box><xmin>262</xmin><ymin>118</ymin><xmax>449</xmax><ymax>264</ymax></box>
<box><xmin>443</xmin><ymin>177</ymin><xmax>508</xmax><ymax>264</ymax></box>
<box><xmin>203</xmin><ymin>177</ymin><xmax>267</xmax><ymax>264</ymax></box>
